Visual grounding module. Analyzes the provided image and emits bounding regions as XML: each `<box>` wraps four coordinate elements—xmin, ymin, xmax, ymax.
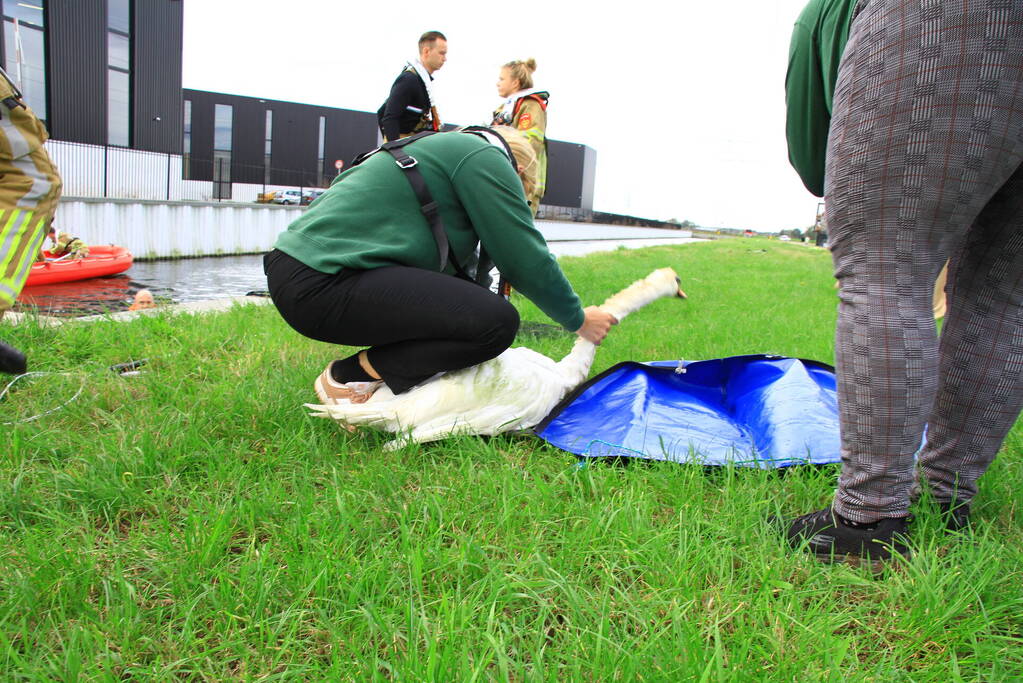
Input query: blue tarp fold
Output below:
<box><xmin>534</xmin><ymin>355</ymin><xmax>841</xmax><ymax>468</ymax></box>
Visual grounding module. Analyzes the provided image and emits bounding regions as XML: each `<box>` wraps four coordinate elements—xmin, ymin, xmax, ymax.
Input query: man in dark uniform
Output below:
<box><xmin>377</xmin><ymin>31</ymin><xmax>447</xmax><ymax>142</ymax></box>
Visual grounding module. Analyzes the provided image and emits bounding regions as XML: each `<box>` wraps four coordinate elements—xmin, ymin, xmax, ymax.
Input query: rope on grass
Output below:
<box><xmin>1</xmin><ymin>371</ymin><xmax>87</xmax><ymax>425</ymax></box>
<box><xmin>1</xmin><ymin>360</ymin><xmax>149</xmax><ymax>425</ymax></box>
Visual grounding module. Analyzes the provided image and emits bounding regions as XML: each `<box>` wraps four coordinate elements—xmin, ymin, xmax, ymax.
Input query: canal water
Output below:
<box><xmin>15</xmin><ymin>222</ymin><xmax>700</xmax><ymax>317</ymax></box>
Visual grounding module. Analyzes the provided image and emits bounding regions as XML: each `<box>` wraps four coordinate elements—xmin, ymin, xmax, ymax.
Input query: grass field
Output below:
<box><xmin>1</xmin><ymin>241</ymin><xmax>1021</xmax><ymax>680</ymax></box>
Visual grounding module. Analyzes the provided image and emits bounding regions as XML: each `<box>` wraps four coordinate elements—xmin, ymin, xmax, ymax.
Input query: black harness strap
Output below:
<box><xmin>381</xmin><ymin>135</ymin><xmax>471</xmax><ymax>280</ymax></box>
<box><xmin>460</xmin><ymin>125</ymin><xmax>517</xmax><ymax>167</ymax></box>
<box><xmin>350</xmin><ymin>128</ymin><xmax>519</xmax><ymax>289</ymax></box>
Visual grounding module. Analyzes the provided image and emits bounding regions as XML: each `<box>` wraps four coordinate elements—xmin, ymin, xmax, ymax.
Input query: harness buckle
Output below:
<box><xmin>395</xmin><ymin>155</ymin><xmax>418</xmax><ymax>169</ymax></box>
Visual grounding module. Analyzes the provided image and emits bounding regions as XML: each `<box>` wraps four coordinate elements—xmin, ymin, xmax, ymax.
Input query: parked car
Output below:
<box><xmin>778</xmin><ymin>234</ymin><xmax>792</xmax><ymax>241</ymax></box>
<box><xmin>271</xmin><ymin>189</ymin><xmax>326</xmax><ymax>205</ymax></box>
<box><xmin>272</xmin><ymin>189</ymin><xmax>303</xmax><ymax>205</ymax></box>
<box><xmin>301</xmin><ymin>189</ymin><xmax>325</xmax><ymax>205</ymax></box>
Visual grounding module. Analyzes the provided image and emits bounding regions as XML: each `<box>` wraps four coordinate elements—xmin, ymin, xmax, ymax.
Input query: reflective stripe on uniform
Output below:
<box><xmin>0</xmin><ymin>209</ymin><xmax>45</xmax><ymax>310</ymax></box>
<box><xmin>0</xmin><ymin>282</ymin><xmax>16</xmax><ymax>306</ymax></box>
<box><xmin>0</xmin><ymin>106</ymin><xmax>30</xmax><ymax>159</ymax></box>
<box><xmin>9</xmin><ymin>152</ymin><xmax>53</xmax><ymax>207</ymax></box>
<box><xmin>0</xmin><ymin>208</ymin><xmax>29</xmax><ymax>276</ymax></box>
<box><xmin>9</xmin><ymin>213</ymin><xmax>48</xmax><ymax>288</ymax></box>
<box><xmin>0</xmin><ymin>94</ymin><xmax>61</xmax><ymax>312</ymax></box>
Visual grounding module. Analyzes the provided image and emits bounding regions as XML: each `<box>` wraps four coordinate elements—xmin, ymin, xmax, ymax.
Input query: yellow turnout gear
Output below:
<box><xmin>0</xmin><ymin>70</ymin><xmax>62</xmax><ymax>312</ymax></box>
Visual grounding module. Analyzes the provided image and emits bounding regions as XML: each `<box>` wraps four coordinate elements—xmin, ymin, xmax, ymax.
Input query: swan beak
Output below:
<box><xmin>675</xmin><ymin>276</ymin><xmax>687</xmax><ymax>299</ymax></box>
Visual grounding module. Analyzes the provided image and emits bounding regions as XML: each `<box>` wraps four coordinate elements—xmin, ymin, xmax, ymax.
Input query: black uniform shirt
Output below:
<box><xmin>377</xmin><ymin>70</ymin><xmax>431</xmax><ymax>141</ymax></box>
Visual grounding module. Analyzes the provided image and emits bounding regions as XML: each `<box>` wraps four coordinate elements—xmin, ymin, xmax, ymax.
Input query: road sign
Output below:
<box><xmin>334</xmin><ymin>159</ymin><xmax>344</xmax><ymax>170</ymax></box>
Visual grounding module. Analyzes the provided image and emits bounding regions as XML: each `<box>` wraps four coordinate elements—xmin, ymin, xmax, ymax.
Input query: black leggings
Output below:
<box><xmin>264</xmin><ymin>250</ymin><xmax>520</xmax><ymax>394</ymax></box>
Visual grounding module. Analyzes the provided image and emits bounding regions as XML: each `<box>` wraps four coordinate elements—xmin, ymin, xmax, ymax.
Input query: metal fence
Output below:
<box><xmin>46</xmin><ymin>139</ymin><xmax>685</xmax><ymax>230</ymax></box>
<box><xmin>47</xmin><ymin>139</ymin><xmax>334</xmax><ymax>204</ymax></box>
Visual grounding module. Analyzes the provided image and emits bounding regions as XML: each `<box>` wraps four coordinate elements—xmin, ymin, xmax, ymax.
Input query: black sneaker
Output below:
<box><xmin>781</xmin><ymin>507</ymin><xmax>910</xmax><ymax>566</ymax></box>
<box><xmin>937</xmin><ymin>499</ymin><xmax>971</xmax><ymax>532</ymax></box>
<box><xmin>0</xmin><ymin>340</ymin><xmax>27</xmax><ymax>375</ymax></box>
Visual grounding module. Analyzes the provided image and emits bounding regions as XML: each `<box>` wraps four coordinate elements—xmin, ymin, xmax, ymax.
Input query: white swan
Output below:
<box><xmin>306</xmin><ymin>267</ymin><xmax>686</xmax><ymax>449</ymax></box>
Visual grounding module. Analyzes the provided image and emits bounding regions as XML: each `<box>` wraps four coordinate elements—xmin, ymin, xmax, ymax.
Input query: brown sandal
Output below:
<box><xmin>314</xmin><ymin>363</ymin><xmax>382</xmax><ymax>405</ymax></box>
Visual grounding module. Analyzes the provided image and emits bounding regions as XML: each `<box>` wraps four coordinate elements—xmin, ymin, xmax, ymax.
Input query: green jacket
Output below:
<box><xmin>274</xmin><ymin>132</ymin><xmax>585</xmax><ymax>331</ymax></box>
<box><xmin>785</xmin><ymin>0</ymin><xmax>858</xmax><ymax>197</ymax></box>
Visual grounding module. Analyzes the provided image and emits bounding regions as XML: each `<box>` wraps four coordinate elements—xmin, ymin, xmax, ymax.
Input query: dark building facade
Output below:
<box><xmin>182</xmin><ymin>89</ymin><xmax>380</xmax><ymax>191</ymax></box>
<box><xmin>544</xmin><ymin>141</ymin><xmax>597</xmax><ymax>209</ymax></box>
<box><xmin>2</xmin><ymin>0</ymin><xmax>593</xmax><ymax>208</ymax></box>
<box><xmin>1</xmin><ymin>0</ymin><xmax>184</xmax><ymax>153</ymax></box>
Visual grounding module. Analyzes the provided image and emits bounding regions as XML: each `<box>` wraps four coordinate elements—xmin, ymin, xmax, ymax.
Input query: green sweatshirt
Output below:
<box><xmin>274</xmin><ymin>132</ymin><xmax>585</xmax><ymax>331</ymax></box>
<box><xmin>785</xmin><ymin>0</ymin><xmax>858</xmax><ymax>197</ymax></box>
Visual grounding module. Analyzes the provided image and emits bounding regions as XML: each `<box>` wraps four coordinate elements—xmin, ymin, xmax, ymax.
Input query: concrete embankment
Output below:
<box><xmin>4</xmin><ymin>295</ymin><xmax>273</xmax><ymax>327</ymax></box>
<box><xmin>57</xmin><ymin>197</ymin><xmax>696</xmax><ymax>261</ymax></box>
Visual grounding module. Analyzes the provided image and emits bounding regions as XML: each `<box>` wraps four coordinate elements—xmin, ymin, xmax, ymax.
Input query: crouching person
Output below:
<box><xmin>264</xmin><ymin>126</ymin><xmax>616</xmax><ymax>404</ymax></box>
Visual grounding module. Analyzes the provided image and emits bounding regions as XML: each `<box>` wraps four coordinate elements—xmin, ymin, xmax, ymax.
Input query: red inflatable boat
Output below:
<box><xmin>24</xmin><ymin>245</ymin><xmax>133</xmax><ymax>287</ymax></box>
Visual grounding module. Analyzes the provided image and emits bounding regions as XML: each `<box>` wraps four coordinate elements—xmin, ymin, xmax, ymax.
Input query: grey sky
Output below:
<box><xmin>183</xmin><ymin>0</ymin><xmax>820</xmax><ymax>232</ymax></box>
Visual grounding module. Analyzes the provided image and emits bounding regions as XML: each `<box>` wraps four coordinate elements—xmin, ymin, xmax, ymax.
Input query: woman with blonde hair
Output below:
<box><xmin>492</xmin><ymin>58</ymin><xmax>549</xmax><ymax>215</ymax></box>
<box><xmin>265</xmin><ymin>126</ymin><xmax>615</xmax><ymax>405</ymax></box>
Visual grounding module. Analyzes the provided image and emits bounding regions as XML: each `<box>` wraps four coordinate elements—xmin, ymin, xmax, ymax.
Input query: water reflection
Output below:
<box><xmin>128</xmin><ymin>253</ymin><xmax>270</xmax><ymax>302</ymax></box>
<box><xmin>16</xmin><ymin>235</ymin><xmax>700</xmax><ymax>317</ymax></box>
<box><xmin>15</xmin><ymin>253</ymin><xmax>268</xmax><ymax>317</ymax></box>
<box><xmin>16</xmin><ymin>274</ymin><xmax>139</xmax><ymax>317</ymax></box>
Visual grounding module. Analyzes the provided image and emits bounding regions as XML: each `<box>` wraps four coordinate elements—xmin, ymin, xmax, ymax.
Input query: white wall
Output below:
<box><xmin>56</xmin><ymin>198</ymin><xmax>303</xmax><ymax>260</ymax></box>
<box><xmin>46</xmin><ymin>140</ymin><xmax>311</xmax><ymax>204</ymax></box>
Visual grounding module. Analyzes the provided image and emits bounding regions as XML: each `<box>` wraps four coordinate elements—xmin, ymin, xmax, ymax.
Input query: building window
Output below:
<box><xmin>214</xmin><ymin>103</ymin><xmax>232</xmax><ymax>150</ymax></box>
<box><xmin>2</xmin><ymin>0</ymin><xmax>43</xmax><ymax>25</ymax></box>
<box><xmin>107</xmin><ymin>32</ymin><xmax>129</xmax><ymax>70</ymax></box>
<box><xmin>108</xmin><ymin>0</ymin><xmax>129</xmax><ymax>32</ymax></box>
<box><xmin>2</xmin><ymin>0</ymin><xmax>47</xmax><ymax>122</ymax></box>
<box><xmin>264</xmin><ymin>109</ymin><xmax>272</xmax><ymax>185</ymax></box>
<box><xmin>182</xmin><ymin>99</ymin><xmax>191</xmax><ymax>179</ymax></box>
<box><xmin>213</xmin><ymin>103</ymin><xmax>232</xmax><ymax>199</ymax></box>
<box><xmin>317</xmin><ymin>115</ymin><xmax>325</xmax><ymax>187</ymax></box>
<box><xmin>107</xmin><ymin>0</ymin><xmax>131</xmax><ymax>146</ymax></box>
<box><xmin>107</xmin><ymin>70</ymin><xmax>129</xmax><ymax>147</ymax></box>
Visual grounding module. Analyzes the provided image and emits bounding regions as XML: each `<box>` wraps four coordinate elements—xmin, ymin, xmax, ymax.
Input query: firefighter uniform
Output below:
<box><xmin>0</xmin><ymin>69</ymin><xmax>62</xmax><ymax>317</ymax></box>
<box><xmin>52</xmin><ymin>231</ymin><xmax>89</xmax><ymax>259</ymax></box>
<box><xmin>492</xmin><ymin>91</ymin><xmax>548</xmax><ymax>215</ymax></box>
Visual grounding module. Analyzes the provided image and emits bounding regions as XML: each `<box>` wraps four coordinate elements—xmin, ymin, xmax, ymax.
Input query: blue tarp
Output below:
<box><xmin>534</xmin><ymin>355</ymin><xmax>841</xmax><ymax>468</ymax></box>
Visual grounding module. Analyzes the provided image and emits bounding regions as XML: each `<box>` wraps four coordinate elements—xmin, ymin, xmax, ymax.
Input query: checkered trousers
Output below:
<box><xmin>825</xmin><ymin>0</ymin><xmax>1023</xmax><ymax>520</ymax></box>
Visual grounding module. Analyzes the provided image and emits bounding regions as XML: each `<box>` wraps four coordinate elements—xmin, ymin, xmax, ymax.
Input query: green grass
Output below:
<box><xmin>1</xmin><ymin>241</ymin><xmax>1021</xmax><ymax>680</ymax></box>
